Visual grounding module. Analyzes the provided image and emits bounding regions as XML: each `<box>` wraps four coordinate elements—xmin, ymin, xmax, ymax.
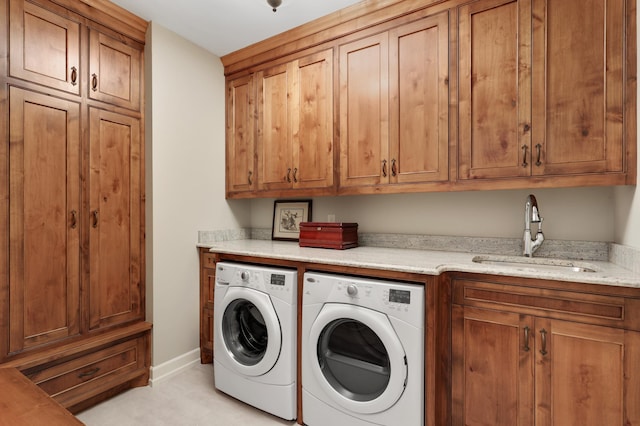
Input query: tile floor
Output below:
<box><xmin>76</xmin><ymin>363</ymin><xmax>297</xmax><ymax>426</ymax></box>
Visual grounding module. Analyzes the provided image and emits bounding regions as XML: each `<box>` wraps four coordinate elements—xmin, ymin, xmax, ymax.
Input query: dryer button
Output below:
<box><xmin>347</xmin><ymin>285</ymin><xmax>358</xmax><ymax>296</ymax></box>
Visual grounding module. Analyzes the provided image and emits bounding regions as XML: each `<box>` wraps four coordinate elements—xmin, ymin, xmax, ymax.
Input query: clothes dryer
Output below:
<box><xmin>214</xmin><ymin>262</ymin><xmax>297</xmax><ymax>420</ymax></box>
<box><xmin>302</xmin><ymin>272</ymin><xmax>424</xmax><ymax>426</ymax></box>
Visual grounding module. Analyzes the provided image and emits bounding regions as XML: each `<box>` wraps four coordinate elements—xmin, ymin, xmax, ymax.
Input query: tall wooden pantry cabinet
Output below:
<box><xmin>0</xmin><ymin>0</ymin><xmax>150</xmax><ymax>413</ymax></box>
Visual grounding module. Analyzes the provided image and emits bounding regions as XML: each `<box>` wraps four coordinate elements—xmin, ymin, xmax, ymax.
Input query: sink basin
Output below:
<box><xmin>472</xmin><ymin>255</ymin><xmax>597</xmax><ymax>273</ymax></box>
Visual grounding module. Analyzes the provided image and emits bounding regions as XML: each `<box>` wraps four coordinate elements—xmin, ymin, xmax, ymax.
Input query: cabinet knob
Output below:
<box><xmin>70</xmin><ymin>210</ymin><xmax>77</xmax><ymax>229</ymax></box>
<box><xmin>70</xmin><ymin>67</ymin><xmax>78</xmax><ymax>86</ymax></box>
<box><xmin>535</xmin><ymin>144</ymin><xmax>542</xmax><ymax>166</ymax></box>
<box><xmin>522</xmin><ymin>145</ymin><xmax>528</xmax><ymax>167</ymax></box>
<box><xmin>248</xmin><ymin>170</ymin><xmax>253</xmax><ymax>185</ymax></box>
<box><xmin>523</xmin><ymin>326</ymin><xmax>530</xmax><ymax>352</ymax></box>
<box><xmin>92</xmin><ymin>210</ymin><xmax>99</xmax><ymax>228</ymax></box>
<box><xmin>391</xmin><ymin>159</ymin><xmax>397</xmax><ymax>177</ymax></box>
<box><xmin>539</xmin><ymin>328</ymin><xmax>548</xmax><ymax>356</ymax></box>
<box><xmin>286</xmin><ymin>168</ymin><xmax>292</xmax><ymax>183</ymax></box>
<box><xmin>382</xmin><ymin>159</ymin><xmax>388</xmax><ymax>177</ymax></box>
<box><xmin>91</xmin><ymin>73</ymin><xmax>98</xmax><ymax>91</ymax></box>
<box><xmin>293</xmin><ymin>168</ymin><xmax>298</xmax><ymax>183</ymax></box>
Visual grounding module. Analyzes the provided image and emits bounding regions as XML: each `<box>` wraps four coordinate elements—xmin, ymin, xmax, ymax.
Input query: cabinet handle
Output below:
<box><xmin>522</xmin><ymin>145</ymin><xmax>528</xmax><ymax>167</ymax></box>
<box><xmin>382</xmin><ymin>160</ymin><xmax>388</xmax><ymax>177</ymax></box>
<box><xmin>391</xmin><ymin>159</ymin><xmax>397</xmax><ymax>177</ymax></box>
<box><xmin>535</xmin><ymin>143</ymin><xmax>542</xmax><ymax>166</ymax></box>
<box><xmin>70</xmin><ymin>210</ymin><xmax>77</xmax><ymax>229</ymax></box>
<box><xmin>523</xmin><ymin>326</ymin><xmax>530</xmax><ymax>352</ymax></box>
<box><xmin>286</xmin><ymin>168</ymin><xmax>292</xmax><ymax>183</ymax></box>
<box><xmin>78</xmin><ymin>367</ymin><xmax>100</xmax><ymax>378</ymax></box>
<box><xmin>293</xmin><ymin>167</ymin><xmax>298</xmax><ymax>183</ymax></box>
<box><xmin>91</xmin><ymin>73</ymin><xmax>98</xmax><ymax>91</ymax></box>
<box><xmin>247</xmin><ymin>170</ymin><xmax>253</xmax><ymax>185</ymax></box>
<box><xmin>70</xmin><ymin>67</ymin><xmax>78</xmax><ymax>86</ymax></box>
<box><xmin>92</xmin><ymin>210</ymin><xmax>99</xmax><ymax>228</ymax></box>
<box><xmin>539</xmin><ymin>328</ymin><xmax>548</xmax><ymax>356</ymax></box>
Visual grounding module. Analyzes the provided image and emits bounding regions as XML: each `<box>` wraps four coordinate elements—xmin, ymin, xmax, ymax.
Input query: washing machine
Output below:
<box><xmin>302</xmin><ymin>272</ymin><xmax>425</xmax><ymax>426</ymax></box>
<box><xmin>214</xmin><ymin>261</ymin><xmax>297</xmax><ymax>420</ymax></box>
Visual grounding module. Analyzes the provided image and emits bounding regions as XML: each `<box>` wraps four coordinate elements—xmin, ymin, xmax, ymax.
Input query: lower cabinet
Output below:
<box><xmin>3</xmin><ymin>322</ymin><xmax>151</xmax><ymax>413</ymax></box>
<box><xmin>451</xmin><ymin>276</ymin><xmax>640</xmax><ymax>426</ymax></box>
<box><xmin>199</xmin><ymin>248</ymin><xmax>216</xmax><ymax>364</ymax></box>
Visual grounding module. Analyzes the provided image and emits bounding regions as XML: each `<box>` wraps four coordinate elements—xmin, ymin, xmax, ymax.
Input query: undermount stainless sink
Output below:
<box><xmin>472</xmin><ymin>255</ymin><xmax>598</xmax><ymax>273</ymax></box>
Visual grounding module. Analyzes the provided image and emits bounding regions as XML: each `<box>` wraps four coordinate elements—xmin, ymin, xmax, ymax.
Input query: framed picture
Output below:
<box><xmin>272</xmin><ymin>199</ymin><xmax>312</xmax><ymax>241</ymax></box>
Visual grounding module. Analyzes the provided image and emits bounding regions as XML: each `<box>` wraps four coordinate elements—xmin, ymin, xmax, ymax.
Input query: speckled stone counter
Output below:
<box><xmin>198</xmin><ymin>238</ymin><xmax>640</xmax><ymax>289</ymax></box>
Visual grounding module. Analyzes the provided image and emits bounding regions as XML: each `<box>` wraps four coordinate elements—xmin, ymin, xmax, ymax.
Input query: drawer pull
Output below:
<box><xmin>70</xmin><ymin>67</ymin><xmax>78</xmax><ymax>86</ymax></box>
<box><xmin>523</xmin><ymin>326</ymin><xmax>530</xmax><ymax>352</ymax></box>
<box><xmin>539</xmin><ymin>328</ymin><xmax>548</xmax><ymax>356</ymax></box>
<box><xmin>91</xmin><ymin>73</ymin><xmax>98</xmax><ymax>91</ymax></box>
<box><xmin>78</xmin><ymin>367</ymin><xmax>100</xmax><ymax>378</ymax></box>
<box><xmin>382</xmin><ymin>159</ymin><xmax>388</xmax><ymax>177</ymax></box>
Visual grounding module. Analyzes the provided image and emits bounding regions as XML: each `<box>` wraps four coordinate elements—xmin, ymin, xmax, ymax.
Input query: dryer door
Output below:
<box><xmin>308</xmin><ymin>303</ymin><xmax>407</xmax><ymax>414</ymax></box>
<box><xmin>218</xmin><ymin>287</ymin><xmax>282</xmax><ymax>377</ymax></box>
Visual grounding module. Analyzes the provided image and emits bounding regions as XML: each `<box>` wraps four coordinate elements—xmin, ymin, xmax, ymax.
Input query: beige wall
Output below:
<box><xmin>250</xmin><ymin>187</ymin><xmax>616</xmax><ymax>242</ymax></box>
<box><xmin>146</xmin><ymin>22</ymin><xmax>249</xmax><ymax>367</ymax></box>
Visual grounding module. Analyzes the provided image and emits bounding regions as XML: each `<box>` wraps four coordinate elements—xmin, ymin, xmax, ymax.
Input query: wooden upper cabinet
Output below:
<box><xmin>226</xmin><ymin>74</ymin><xmax>256</xmax><ymax>195</ymax></box>
<box><xmin>389</xmin><ymin>12</ymin><xmax>450</xmax><ymax>184</ymax></box>
<box><xmin>257</xmin><ymin>49</ymin><xmax>334</xmax><ymax>191</ymax></box>
<box><xmin>89</xmin><ymin>29</ymin><xmax>142</xmax><ymax>110</ymax></box>
<box><xmin>340</xmin><ymin>13</ymin><xmax>449</xmax><ymax>189</ymax></box>
<box><xmin>459</xmin><ymin>0</ymin><xmax>629</xmax><ymax>181</ymax></box>
<box><xmin>339</xmin><ymin>32</ymin><xmax>389</xmax><ymax>188</ymax></box>
<box><xmin>6</xmin><ymin>87</ymin><xmax>81</xmax><ymax>356</ymax></box>
<box><xmin>458</xmin><ymin>0</ymin><xmax>532</xmax><ymax>180</ymax></box>
<box><xmin>531</xmin><ymin>0</ymin><xmax>625</xmax><ymax>175</ymax></box>
<box><xmin>88</xmin><ymin>108</ymin><xmax>143</xmax><ymax>330</ymax></box>
<box><xmin>9</xmin><ymin>0</ymin><xmax>81</xmax><ymax>94</ymax></box>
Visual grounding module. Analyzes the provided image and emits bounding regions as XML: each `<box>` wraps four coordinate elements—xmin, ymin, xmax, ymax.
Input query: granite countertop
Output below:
<box><xmin>200</xmin><ymin>239</ymin><xmax>640</xmax><ymax>289</ymax></box>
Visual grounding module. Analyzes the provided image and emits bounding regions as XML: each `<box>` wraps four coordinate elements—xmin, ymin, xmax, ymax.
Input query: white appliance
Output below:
<box><xmin>214</xmin><ymin>262</ymin><xmax>297</xmax><ymax>420</ymax></box>
<box><xmin>302</xmin><ymin>272</ymin><xmax>425</xmax><ymax>426</ymax></box>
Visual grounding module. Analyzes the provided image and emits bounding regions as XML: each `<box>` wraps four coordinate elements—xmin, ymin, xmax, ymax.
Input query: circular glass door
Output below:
<box><xmin>317</xmin><ymin>319</ymin><xmax>390</xmax><ymax>401</ymax></box>
<box><xmin>219</xmin><ymin>287</ymin><xmax>281</xmax><ymax>377</ymax></box>
<box><xmin>308</xmin><ymin>303</ymin><xmax>407</xmax><ymax>414</ymax></box>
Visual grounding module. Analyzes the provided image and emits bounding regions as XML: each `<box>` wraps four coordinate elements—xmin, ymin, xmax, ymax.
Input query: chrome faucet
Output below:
<box><xmin>523</xmin><ymin>194</ymin><xmax>544</xmax><ymax>257</ymax></box>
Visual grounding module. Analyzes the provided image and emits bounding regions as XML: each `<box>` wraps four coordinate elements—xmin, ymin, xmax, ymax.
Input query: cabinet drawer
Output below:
<box><xmin>25</xmin><ymin>336</ymin><xmax>147</xmax><ymax>408</ymax></box>
<box><xmin>452</xmin><ymin>277</ymin><xmax>637</xmax><ymax>329</ymax></box>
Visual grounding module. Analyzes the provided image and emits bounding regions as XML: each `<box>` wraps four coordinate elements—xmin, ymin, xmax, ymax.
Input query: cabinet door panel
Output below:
<box><xmin>452</xmin><ymin>306</ymin><xmax>534</xmax><ymax>426</ymax></box>
<box><xmin>390</xmin><ymin>13</ymin><xmax>449</xmax><ymax>184</ymax></box>
<box><xmin>531</xmin><ymin>0</ymin><xmax>624</xmax><ymax>175</ymax></box>
<box><xmin>7</xmin><ymin>88</ymin><xmax>81</xmax><ymax>354</ymax></box>
<box><xmin>535</xmin><ymin>319</ymin><xmax>638</xmax><ymax>426</ymax></box>
<box><xmin>9</xmin><ymin>0</ymin><xmax>80</xmax><ymax>94</ymax></box>
<box><xmin>458</xmin><ymin>0</ymin><xmax>531</xmax><ymax>179</ymax></box>
<box><xmin>291</xmin><ymin>49</ymin><xmax>334</xmax><ymax>189</ymax></box>
<box><xmin>89</xmin><ymin>109</ymin><xmax>142</xmax><ymax>329</ymax></box>
<box><xmin>226</xmin><ymin>75</ymin><xmax>255</xmax><ymax>194</ymax></box>
<box><xmin>89</xmin><ymin>30</ymin><xmax>141</xmax><ymax>110</ymax></box>
<box><xmin>339</xmin><ymin>33</ymin><xmax>389</xmax><ymax>187</ymax></box>
<box><xmin>257</xmin><ymin>64</ymin><xmax>292</xmax><ymax>190</ymax></box>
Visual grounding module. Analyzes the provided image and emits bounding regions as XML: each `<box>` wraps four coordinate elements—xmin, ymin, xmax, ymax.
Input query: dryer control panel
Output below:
<box><xmin>216</xmin><ymin>262</ymin><xmax>297</xmax><ymax>302</ymax></box>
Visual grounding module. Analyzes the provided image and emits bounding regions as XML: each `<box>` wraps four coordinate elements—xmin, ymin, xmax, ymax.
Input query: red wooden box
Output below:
<box><xmin>299</xmin><ymin>222</ymin><xmax>358</xmax><ymax>250</ymax></box>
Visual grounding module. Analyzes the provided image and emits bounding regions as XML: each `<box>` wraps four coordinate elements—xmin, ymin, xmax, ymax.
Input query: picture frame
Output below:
<box><xmin>272</xmin><ymin>199</ymin><xmax>312</xmax><ymax>241</ymax></box>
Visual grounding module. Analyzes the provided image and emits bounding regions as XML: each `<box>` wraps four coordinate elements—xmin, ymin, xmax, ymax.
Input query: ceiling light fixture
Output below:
<box><xmin>267</xmin><ymin>0</ymin><xmax>282</xmax><ymax>12</ymax></box>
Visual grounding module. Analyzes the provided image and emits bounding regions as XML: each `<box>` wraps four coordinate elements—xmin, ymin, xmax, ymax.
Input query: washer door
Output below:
<box><xmin>308</xmin><ymin>303</ymin><xmax>407</xmax><ymax>414</ymax></box>
<box><xmin>219</xmin><ymin>287</ymin><xmax>282</xmax><ymax>377</ymax></box>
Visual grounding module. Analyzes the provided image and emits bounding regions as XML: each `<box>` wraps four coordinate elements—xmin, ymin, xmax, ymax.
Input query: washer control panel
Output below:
<box><xmin>216</xmin><ymin>262</ymin><xmax>297</xmax><ymax>302</ymax></box>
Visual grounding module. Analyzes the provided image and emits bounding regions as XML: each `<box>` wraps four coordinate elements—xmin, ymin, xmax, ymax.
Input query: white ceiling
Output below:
<box><xmin>109</xmin><ymin>0</ymin><xmax>363</xmax><ymax>57</ymax></box>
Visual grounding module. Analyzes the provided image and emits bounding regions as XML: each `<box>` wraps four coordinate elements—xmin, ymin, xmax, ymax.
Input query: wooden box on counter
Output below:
<box><xmin>299</xmin><ymin>222</ymin><xmax>358</xmax><ymax>249</ymax></box>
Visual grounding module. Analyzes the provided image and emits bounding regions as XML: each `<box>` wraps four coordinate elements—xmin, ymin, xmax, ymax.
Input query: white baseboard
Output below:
<box><xmin>149</xmin><ymin>348</ymin><xmax>201</xmax><ymax>386</ymax></box>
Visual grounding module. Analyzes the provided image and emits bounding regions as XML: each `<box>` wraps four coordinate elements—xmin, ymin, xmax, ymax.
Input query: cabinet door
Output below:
<box><xmin>7</xmin><ymin>87</ymin><xmax>81</xmax><ymax>355</ymax></box>
<box><xmin>9</xmin><ymin>0</ymin><xmax>80</xmax><ymax>94</ymax></box>
<box><xmin>257</xmin><ymin>63</ymin><xmax>293</xmax><ymax>190</ymax></box>
<box><xmin>291</xmin><ymin>49</ymin><xmax>334</xmax><ymax>190</ymax></box>
<box><xmin>534</xmin><ymin>318</ymin><xmax>640</xmax><ymax>426</ymax></box>
<box><xmin>339</xmin><ymin>33</ymin><xmax>389</xmax><ymax>187</ymax></box>
<box><xmin>226</xmin><ymin>75</ymin><xmax>256</xmax><ymax>194</ymax></box>
<box><xmin>88</xmin><ymin>108</ymin><xmax>143</xmax><ymax>329</ymax></box>
<box><xmin>389</xmin><ymin>12</ymin><xmax>449</xmax><ymax>184</ymax></box>
<box><xmin>531</xmin><ymin>0</ymin><xmax>625</xmax><ymax>175</ymax></box>
<box><xmin>89</xmin><ymin>29</ymin><xmax>142</xmax><ymax>110</ymax></box>
<box><xmin>452</xmin><ymin>305</ymin><xmax>534</xmax><ymax>426</ymax></box>
<box><xmin>458</xmin><ymin>0</ymin><xmax>532</xmax><ymax>180</ymax></box>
